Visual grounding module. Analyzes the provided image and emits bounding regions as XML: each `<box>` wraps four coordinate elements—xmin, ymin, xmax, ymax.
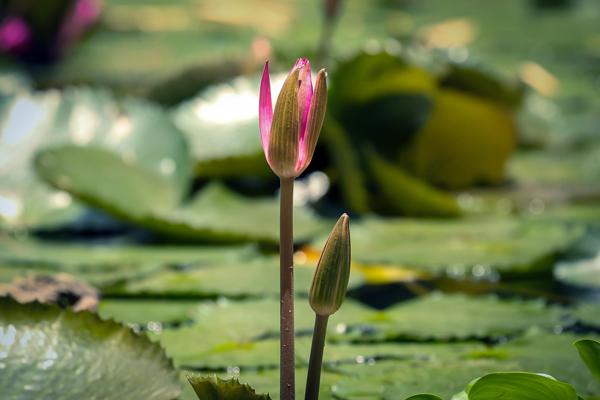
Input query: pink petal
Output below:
<box><xmin>259</xmin><ymin>61</ymin><xmax>273</xmax><ymax>156</ymax></box>
<box><xmin>0</xmin><ymin>17</ymin><xmax>31</xmax><ymax>54</ymax></box>
<box><xmin>294</xmin><ymin>59</ymin><xmax>313</xmax><ymax>171</ymax></box>
<box><xmin>297</xmin><ymin>59</ymin><xmax>313</xmax><ymax>143</ymax></box>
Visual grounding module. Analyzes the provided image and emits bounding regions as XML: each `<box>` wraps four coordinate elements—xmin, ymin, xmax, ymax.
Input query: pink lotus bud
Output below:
<box><xmin>259</xmin><ymin>58</ymin><xmax>328</xmax><ymax>178</ymax></box>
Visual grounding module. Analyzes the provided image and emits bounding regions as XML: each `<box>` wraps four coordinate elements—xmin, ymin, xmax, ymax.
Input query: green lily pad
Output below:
<box><xmin>98</xmin><ymin>299</ymin><xmax>202</xmax><ymax>325</ymax></box>
<box><xmin>157</xmin><ymin>294</ymin><xmax>561</xmax><ymax>370</ymax></box>
<box><xmin>555</xmin><ymin>255</ymin><xmax>600</xmax><ymax>290</ymax></box>
<box><xmin>497</xmin><ymin>333</ymin><xmax>600</xmax><ymax>397</ymax></box>
<box><xmin>332</xmin><ymin>216</ymin><xmax>581</xmax><ymax>276</ymax></box>
<box><xmin>157</xmin><ymin>298</ymin><xmax>372</xmax><ymax>368</ymax></box>
<box><xmin>0</xmin><ymin>237</ymin><xmax>253</xmax><ymax>288</ymax></box>
<box><xmin>109</xmin><ymin>256</ymin><xmax>364</xmax><ymax>298</ymax></box>
<box><xmin>36</xmin><ymin>143</ymin><xmax>323</xmax><ymax>242</ymax></box>
<box><xmin>332</xmin><ymin>332</ymin><xmax>600</xmax><ymax>400</ymax></box>
<box><xmin>1</xmin><ymin>87</ymin><xmax>192</xmax><ymax>231</ymax></box>
<box><xmin>0</xmin><ymin>297</ymin><xmax>180</xmax><ymax>399</ymax></box>
<box><xmin>340</xmin><ymin>293</ymin><xmax>562</xmax><ymax>342</ymax></box>
<box><xmin>466</xmin><ymin>372</ymin><xmax>578</xmax><ymax>400</ymax></box>
<box><xmin>187</xmin><ymin>375</ymin><xmax>271</xmax><ymax>400</ymax></box>
<box><xmin>574</xmin><ymin>303</ymin><xmax>600</xmax><ymax>327</ymax></box>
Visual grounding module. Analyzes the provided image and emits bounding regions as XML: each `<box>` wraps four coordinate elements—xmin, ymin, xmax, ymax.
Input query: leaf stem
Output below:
<box><xmin>280</xmin><ymin>176</ymin><xmax>295</xmax><ymax>400</ymax></box>
<box><xmin>305</xmin><ymin>314</ymin><xmax>329</xmax><ymax>400</ymax></box>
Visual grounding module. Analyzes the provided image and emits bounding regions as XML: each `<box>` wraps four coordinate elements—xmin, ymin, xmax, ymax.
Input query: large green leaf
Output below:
<box><xmin>319</xmin><ymin>216</ymin><xmax>581</xmax><ymax>276</ymax></box>
<box><xmin>0</xmin><ymin>297</ymin><xmax>180</xmax><ymax>399</ymax></box>
<box><xmin>36</xmin><ymin>144</ymin><xmax>323</xmax><ymax>242</ymax></box>
<box><xmin>575</xmin><ymin>339</ymin><xmax>600</xmax><ymax>384</ymax></box>
<box><xmin>466</xmin><ymin>372</ymin><xmax>578</xmax><ymax>400</ymax></box>
<box><xmin>1</xmin><ymin>87</ymin><xmax>192</xmax><ymax>231</ymax></box>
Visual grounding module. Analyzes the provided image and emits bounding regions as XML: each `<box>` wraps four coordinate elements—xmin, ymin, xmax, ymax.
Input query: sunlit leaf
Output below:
<box><xmin>0</xmin><ymin>297</ymin><xmax>180</xmax><ymax>399</ymax></box>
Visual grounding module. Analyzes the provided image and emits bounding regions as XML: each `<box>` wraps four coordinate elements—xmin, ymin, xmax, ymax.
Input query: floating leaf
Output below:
<box><xmin>575</xmin><ymin>339</ymin><xmax>600</xmax><ymax>384</ymax></box>
<box><xmin>332</xmin><ymin>333</ymin><xmax>600</xmax><ymax>400</ymax></box>
<box><xmin>574</xmin><ymin>303</ymin><xmax>600</xmax><ymax>328</ymax></box>
<box><xmin>338</xmin><ymin>293</ymin><xmax>562</xmax><ymax>342</ymax></box>
<box><xmin>157</xmin><ymin>298</ymin><xmax>372</xmax><ymax>368</ymax></box>
<box><xmin>1</xmin><ymin>87</ymin><xmax>192</xmax><ymax>231</ymax></box>
<box><xmin>466</xmin><ymin>372</ymin><xmax>578</xmax><ymax>400</ymax></box>
<box><xmin>187</xmin><ymin>375</ymin><xmax>271</xmax><ymax>400</ymax></box>
<box><xmin>98</xmin><ymin>299</ymin><xmax>202</xmax><ymax>325</ymax></box>
<box><xmin>320</xmin><ymin>216</ymin><xmax>581</xmax><ymax>276</ymax></box>
<box><xmin>110</xmin><ymin>257</ymin><xmax>364</xmax><ymax>298</ymax></box>
<box><xmin>37</xmin><ymin>146</ymin><xmax>323</xmax><ymax>242</ymax></box>
<box><xmin>0</xmin><ymin>298</ymin><xmax>180</xmax><ymax>399</ymax></box>
<box><xmin>0</xmin><ymin>236</ymin><xmax>252</xmax><ymax>288</ymax></box>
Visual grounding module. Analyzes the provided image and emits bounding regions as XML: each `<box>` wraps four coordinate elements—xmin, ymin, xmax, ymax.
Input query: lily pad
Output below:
<box><xmin>98</xmin><ymin>299</ymin><xmax>202</xmax><ymax>325</ymax></box>
<box><xmin>109</xmin><ymin>257</ymin><xmax>364</xmax><ymax>298</ymax></box>
<box><xmin>574</xmin><ymin>303</ymin><xmax>600</xmax><ymax>328</ymax></box>
<box><xmin>0</xmin><ymin>297</ymin><xmax>180</xmax><ymax>399</ymax></box>
<box><xmin>157</xmin><ymin>298</ymin><xmax>372</xmax><ymax>368</ymax></box>
<box><xmin>331</xmin><ymin>216</ymin><xmax>581</xmax><ymax>276</ymax></box>
<box><xmin>332</xmin><ymin>333</ymin><xmax>600</xmax><ymax>399</ymax></box>
<box><xmin>1</xmin><ymin>87</ymin><xmax>192</xmax><ymax>231</ymax></box>
<box><xmin>36</xmin><ymin>144</ymin><xmax>323</xmax><ymax>242</ymax></box>
<box><xmin>157</xmin><ymin>294</ymin><xmax>561</xmax><ymax>369</ymax></box>
<box><xmin>338</xmin><ymin>293</ymin><xmax>562</xmax><ymax>342</ymax></box>
<box><xmin>0</xmin><ymin>236</ymin><xmax>253</xmax><ymax>288</ymax></box>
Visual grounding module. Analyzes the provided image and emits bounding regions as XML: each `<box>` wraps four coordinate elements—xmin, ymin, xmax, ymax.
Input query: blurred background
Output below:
<box><xmin>0</xmin><ymin>0</ymin><xmax>600</xmax><ymax>398</ymax></box>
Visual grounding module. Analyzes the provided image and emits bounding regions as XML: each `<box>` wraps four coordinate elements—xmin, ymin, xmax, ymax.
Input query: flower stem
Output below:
<box><xmin>280</xmin><ymin>177</ymin><xmax>295</xmax><ymax>400</ymax></box>
<box><xmin>305</xmin><ymin>314</ymin><xmax>329</xmax><ymax>400</ymax></box>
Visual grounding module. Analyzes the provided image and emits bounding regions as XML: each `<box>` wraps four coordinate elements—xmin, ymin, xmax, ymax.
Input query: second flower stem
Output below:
<box><xmin>280</xmin><ymin>177</ymin><xmax>295</xmax><ymax>400</ymax></box>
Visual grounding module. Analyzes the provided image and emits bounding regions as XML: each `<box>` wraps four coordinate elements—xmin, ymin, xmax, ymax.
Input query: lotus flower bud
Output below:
<box><xmin>309</xmin><ymin>214</ymin><xmax>351</xmax><ymax>316</ymax></box>
<box><xmin>259</xmin><ymin>58</ymin><xmax>328</xmax><ymax>178</ymax></box>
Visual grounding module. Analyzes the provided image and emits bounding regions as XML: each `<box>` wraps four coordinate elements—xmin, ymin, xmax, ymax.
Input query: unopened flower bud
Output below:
<box><xmin>309</xmin><ymin>214</ymin><xmax>351</xmax><ymax>316</ymax></box>
<box><xmin>259</xmin><ymin>58</ymin><xmax>328</xmax><ymax>178</ymax></box>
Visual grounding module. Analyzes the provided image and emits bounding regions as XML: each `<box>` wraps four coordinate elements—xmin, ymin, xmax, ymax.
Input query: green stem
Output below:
<box><xmin>305</xmin><ymin>314</ymin><xmax>329</xmax><ymax>400</ymax></box>
<box><xmin>280</xmin><ymin>177</ymin><xmax>295</xmax><ymax>400</ymax></box>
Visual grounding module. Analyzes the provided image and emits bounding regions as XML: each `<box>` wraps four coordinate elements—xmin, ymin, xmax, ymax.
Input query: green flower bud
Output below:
<box><xmin>309</xmin><ymin>213</ymin><xmax>351</xmax><ymax>316</ymax></box>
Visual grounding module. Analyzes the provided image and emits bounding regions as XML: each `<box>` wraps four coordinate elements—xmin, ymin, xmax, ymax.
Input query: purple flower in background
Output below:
<box><xmin>0</xmin><ymin>17</ymin><xmax>31</xmax><ymax>55</ymax></box>
<box><xmin>0</xmin><ymin>0</ymin><xmax>101</xmax><ymax>62</ymax></box>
